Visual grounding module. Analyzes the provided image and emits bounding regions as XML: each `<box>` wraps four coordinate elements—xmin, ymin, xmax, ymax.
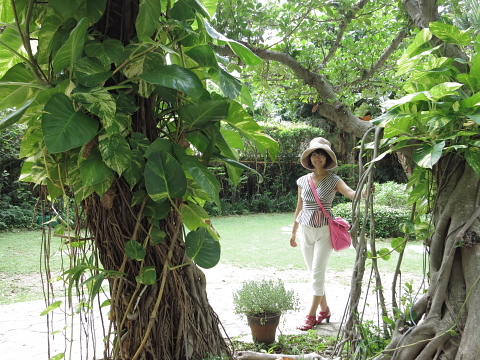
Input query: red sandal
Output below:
<box><xmin>316</xmin><ymin>307</ymin><xmax>331</xmax><ymax>324</ymax></box>
<box><xmin>298</xmin><ymin>315</ymin><xmax>316</xmax><ymax>331</ymax></box>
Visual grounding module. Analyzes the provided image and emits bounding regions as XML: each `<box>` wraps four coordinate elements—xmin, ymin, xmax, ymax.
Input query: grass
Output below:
<box><xmin>211</xmin><ymin>212</ymin><xmax>427</xmax><ymax>278</ymax></box>
<box><xmin>0</xmin><ymin>229</ymin><xmax>64</xmax><ymax>304</ymax></box>
<box><xmin>0</xmin><ymin>213</ymin><xmax>427</xmax><ymax>305</ymax></box>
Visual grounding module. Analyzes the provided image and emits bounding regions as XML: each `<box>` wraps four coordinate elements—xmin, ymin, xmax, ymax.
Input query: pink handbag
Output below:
<box><xmin>309</xmin><ymin>177</ymin><xmax>352</xmax><ymax>251</ymax></box>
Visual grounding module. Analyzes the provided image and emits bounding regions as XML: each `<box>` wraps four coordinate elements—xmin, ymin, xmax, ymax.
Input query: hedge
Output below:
<box><xmin>333</xmin><ymin>202</ymin><xmax>410</xmax><ymax>239</ymax></box>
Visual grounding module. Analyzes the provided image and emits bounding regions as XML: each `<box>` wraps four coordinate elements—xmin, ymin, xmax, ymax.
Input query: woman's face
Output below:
<box><xmin>310</xmin><ymin>149</ymin><xmax>328</xmax><ymax>169</ymax></box>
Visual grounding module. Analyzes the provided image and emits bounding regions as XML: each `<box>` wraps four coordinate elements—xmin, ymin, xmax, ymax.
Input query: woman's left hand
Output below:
<box><xmin>362</xmin><ymin>185</ymin><xmax>376</xmax><ymax>198</ymax></box>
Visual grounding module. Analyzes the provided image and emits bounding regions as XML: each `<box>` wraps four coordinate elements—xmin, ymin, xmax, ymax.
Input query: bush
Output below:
<box><xmin>0</xmin><ymin>203</ymin><xmax>34</xmax><ymax>230</ymax></box>
<box><xmin>333</xmin><ymin>202</ymin><xmax>409</xmax><ymax>239</ymax></box>
<box><xmin>204</xmin><ymin>192</ymin><xmax>298</xmax><ymax>216</ymax></box>
<box><xmin>233</xmin><ymin>279</ymin><xmax>300</xmax><ymax>318</ymax></box>
<box><xmin>374</xmin><ymin>181</ymin><xmax>408</xmax><ymax>209</ymax></box>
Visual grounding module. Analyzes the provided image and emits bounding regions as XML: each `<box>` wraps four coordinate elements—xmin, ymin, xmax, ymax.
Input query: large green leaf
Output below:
<box><xmin>74</xmin><ymin>57</ymin><xmax>113</xmax><ymax>87</ymax></box>
<box><xmin>144</xmin><ymin>151</ymin><xmax>187</xmax><ymax>202</ymax></box>
<box><xmin>136</xmin><ymin>0</ymin><xmax>162</xmax><ymax>37</ymax></box>
<box><xmin>80</xmin><ymin>149</ymin><xmax>114</xmax><ymax>187</ymax></box>
<box><xmin>140</xmin><ymin>64</ymin><xmax>205</xmax><ymax>100</ymax></box>
<box><xmin>173</xmin><ymin>145</ymin><xmax>221</xmax><ymax>205</ymax></box>
<box><xmin>429</xmin><ymin>22</ymin><xmax>473</xmax><ymax>46</ymax></box>
<box><xmin>84</xmin><ymin>39</ymin><xmax>124</xmax><ymax>65</ymax></box>
<box><xmin>74</xmin><ymin>0</ymin><xmax>108</xmax><ymax>24</ymax></box>
<box><xmin>427</xmin><ymin>82</ymin><xmax>463</xmax><ymax>101</ymax></box>
<box><xmin>178</xmin><ymin>100</ymin><xmax>229</xmax><ymax>129</ymax></box>
<box><xmin>465</xmin><ymin>147</ymin><xmax>480</xmax><ymax>178</ymax></box>
<box><xmin>224</xmin><ymin>101</ymin><xmax>279</xmax><ymax>159</ymax></box>
<box><xmin>123</xmin><ymin>149</ymin><xmax>145</xmax><ymax>188</ymax></box>
<box><xmin>185</xmin><ymin>227</ymin><xmax>220</xmax><ymax>269</ymax></box>
<box><xmin>0</xmin><ymin>63</ymin><xmax>38</xmax><ymax>111</ymax></box>
<box><xmin>71</xmin><ymin>86</ymin><xmax>116</xmax><ymax>121</ymax></box>
<box><xmin>219</xmin><ymin>68</ymin><xmax>242</xmax><ymax>100</ymax></box>
<box><xmin>99</xmin><ymin>133</ymin><xmax>131</xmax><ymax>175</ymax></box>
<box><xmin>52</xmin><ymin>17</ymin><xmax>89</xmax><ymax>74</ymax></box>
<box><xmin>136</xmin><ymin>266</ymin><xmax>157</xmax><ymax>285</ymax></box>
<box><xmin>49</xmin><ymin>0</ymin><xmax>82</xmax><ymax>18</ymax></box>
<box><xmin>143</xmin><ymin>197</ymin><xmax>171</xmax><ymax>221</ymax></box>
<box><xmin>228</xmin><ymin>41</ymin><xmax>263</xmax><ymax>66</ymax></box>
<box><xmin>414</xmin><ymin>141</ymin><xmax>445</xmax><ymax>168</ymax></box>
<box><xmin>204</xmin><ymin>20</ymin><xmax>262</xmax><ymax>66</ymax></box>
<box><xmin>0</xmin><ymin>99</ymin><xmax>33</xmax><ymax>130</ymax></box>
<box><xmin>125</xmin><ymin>240</ymin><xmax>146</xmax><ymax>260</ymax></box>
<box><xmin>181</xmin><ymin>201</ymin><xmax>211</xmax><ymax>230</ymax></box>
<box><xmin>0</xmin><ymin>26</ymin><xmax>25</xmax><ymax>76</ymax></box>
<box><xmin>0</xmin><ymin>0</ymin><xmax>14</xmax><ymax>22</ymax></box>
<box><xmin>37</xmin><ymin>11</ymin><xmax>63</xmax><ymax>64</ymax></box>
<box><xmin>42</xmin><ymin>94</ymin><xmax>99</xmax><ymax>153</ymax></box>
<box><xmin>185</xmin><ymin>44</ymin><xmax>219</xmax><ymax>69</ymax></box>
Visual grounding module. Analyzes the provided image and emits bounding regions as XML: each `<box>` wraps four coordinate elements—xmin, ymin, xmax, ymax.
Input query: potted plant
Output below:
<box><xmin>233</xmin><ymin>279</ymin><xmax>300</xmax><ymax>344</ymax></box>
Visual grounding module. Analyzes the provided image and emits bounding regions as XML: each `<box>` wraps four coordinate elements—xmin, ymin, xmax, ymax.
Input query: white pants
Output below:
<box><xmin>300</xmin><ymin>225</ymin><xmax>333</xmax><ymax>296</ymax></box>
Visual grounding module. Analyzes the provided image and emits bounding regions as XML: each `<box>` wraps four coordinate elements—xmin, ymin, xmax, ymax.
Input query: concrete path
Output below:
<box><xmin>0</xmin><ymin>264</ymin><xmax>375</xmax><ymax>360</ymax></box>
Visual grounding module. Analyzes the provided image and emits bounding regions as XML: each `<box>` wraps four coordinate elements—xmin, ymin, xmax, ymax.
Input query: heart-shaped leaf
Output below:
<box><xmin>125</xmin><ymin>240</ymin><xmax>146</xmax><ymax>260</ymax></box>
<box><xmin>42</xmin><ymin>93</ymin><xmax>99</xmax><ymax>153</ymax></box>
<box><xmin>136</xmin><ymin>266</ymin><xmax>157</xmax><ymax>285</ymax></box>
<box><xmin>144</xmin><ymin>151</ymin><xmax>187</xmax><ymax>202</ymax></box>
<box><xmin>185</xmin><ymin>227</ymin><xmax>220</xmax><ymax>269</ymax></box>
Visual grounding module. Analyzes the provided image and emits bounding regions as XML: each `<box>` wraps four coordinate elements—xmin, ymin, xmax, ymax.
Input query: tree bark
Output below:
<box><xmin>373</xmin><ymin>156</ymin><xmax>480</xmax><ymax>360</ymax></box>
<box><xmin>79</xmin><ymin>2</ymin><xmax>232</xmax><ymax>359</ymax></box>
<box><xmin>85</xmin><ymin>178</ymin><xmax>231</xmax><ymax>360</ymax></box>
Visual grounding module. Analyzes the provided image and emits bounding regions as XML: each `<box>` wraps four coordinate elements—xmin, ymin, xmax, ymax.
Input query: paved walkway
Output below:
<box><xmin>0</xmin><ymin>265</ymin><xmax>359</xmax><ymax>360</ymax></box>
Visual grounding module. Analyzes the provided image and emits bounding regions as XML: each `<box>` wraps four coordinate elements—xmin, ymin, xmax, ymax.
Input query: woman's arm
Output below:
<box><xmin>336</xmin><ymin>179</ymin><xmax>373</xmax><ymax>200</ymax></box>
<box><xmin>290</xmin><ymin>187</ymin><xmax>303</xmax><ymax>247</ymax></box>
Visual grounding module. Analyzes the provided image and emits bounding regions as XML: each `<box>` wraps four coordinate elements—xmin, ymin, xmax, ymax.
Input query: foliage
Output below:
<box><xmin>233</xmin><ymin>279</ymin><xmax>300</xmax><ymax>319</ymax></box>
<box><xmin>205</xmin><ymin>192</ymin><xmax>297</xmax><ymax>216</ymax></box>
<box><xmin>0</xmin><ymin>0</ymin><xmax>279</xmax><ymax>358</ymax></box>
<box><xmin>0</xmin><ymin>202</ymin><xmax>33</xmax><ymax>230</ymax></box>
<box><xmin>334</xmin><ymin>202</ymin><xmax>410</xmax><ymax>239</ymax></box>
<box><xmin>242</xmin><ymin>122</ymin><xmax>325</xmax><ymax>160</ymax></box>
<box><xmin>373</xmin><ymin>22</ymin><xmax>480</xmax><ymax>188</ymax></box>
<box><xmin>354</xmin><ymin>320</ymin><xmax>392</xmax><ymax>358</ymax></box>
<box><xmin>372</xmin><ymin>181</ymin><xmax>409</xmax><ymax>209</ymax></box>
<box><xmin>232</xmin><ymin>332</ymin><xmax>334</xmax><ymax>355</ymax></box>
<box><xmin>213</xmin><ymin>0</ymin><xmax>408</xmax><ymax>113</ymax></box>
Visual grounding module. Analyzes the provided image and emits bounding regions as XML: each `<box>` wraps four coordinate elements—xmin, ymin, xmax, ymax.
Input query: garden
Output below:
<box><xmin>1</xmin><ymin>0</ymin><xmax>480</xmax><ymax>360</ymax></box>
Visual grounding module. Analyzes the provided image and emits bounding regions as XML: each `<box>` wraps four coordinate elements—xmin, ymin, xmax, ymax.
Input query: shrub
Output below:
<box><xmin>233</xmin><ymin>279</ymin><xmax>300</xmax><ymax>319</ymax></box>
<box><xmin>0</xmin><ymin>203</ymin><xmax>34</xmax><ymax>230</ymax></box>
<box><xmin>333</xmin><ymin>203</ymin><xmax>409</xmax><ymax>239</ymax></box>
<box><xmin>204</xmin><ymin>192</ymin><xmax>298</xmax><ymax>216</ymax></box>
<box><xmin>374</xmin><ymin>181</ymin><xmax>409</xmax><ymax>209</ymax></box>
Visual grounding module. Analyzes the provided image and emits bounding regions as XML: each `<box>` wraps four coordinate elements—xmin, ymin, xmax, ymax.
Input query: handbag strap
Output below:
<box><xmin>308</xmin><ymin>176</ymin><xmax>331</xmax><ymax>220</ymax></box>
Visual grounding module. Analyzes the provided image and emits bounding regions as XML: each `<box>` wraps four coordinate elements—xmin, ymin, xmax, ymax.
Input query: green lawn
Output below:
<box><xmin>211</xmin><ymin>212</ymin><xmax>426</xmax><ymax>277</ymax></box>
<box><xmin>0</xmin><ymin>213</ymin><xmax>427</xmax><ymax>304</ymax></box>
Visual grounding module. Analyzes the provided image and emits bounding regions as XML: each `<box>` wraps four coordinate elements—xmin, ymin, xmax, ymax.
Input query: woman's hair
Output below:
<box><xmin>308</xmin><ymin>149</ymin><xmax>333</xmax><ymax>169</ymax></box>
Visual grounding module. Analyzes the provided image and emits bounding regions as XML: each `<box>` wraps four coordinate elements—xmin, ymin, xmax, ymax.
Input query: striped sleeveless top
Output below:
<box><xmin>296</xmin><ymin>172</ymin><xmax>341</xmax><ymax>227</ymax></box>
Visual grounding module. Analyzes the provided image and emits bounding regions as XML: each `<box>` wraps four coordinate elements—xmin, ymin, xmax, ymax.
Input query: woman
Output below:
<box><xmin>290</xmin><ymin>137</ymin><xmax>370</xmax><ymax>331</ymax></box>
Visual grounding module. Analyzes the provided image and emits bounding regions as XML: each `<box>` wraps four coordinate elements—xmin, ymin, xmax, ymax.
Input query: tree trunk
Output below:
<box><xmin>79</xmin><ymin>2</ymin><xmax>232</xmax><ymax>358</ymax></box>
<box><xmin>374</xmin><ymin>155</ymin><xmax>480</xmax><ymax>360</ymax></box>
<box><xmin>85</xmin><ymin>178</ymin><xmax>230</xmax><ymax>360</ymax></box>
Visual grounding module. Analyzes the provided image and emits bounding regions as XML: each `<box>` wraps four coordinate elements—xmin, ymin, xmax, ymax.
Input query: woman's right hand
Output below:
<box><xmin>290</xmin><ymin>235</ymin><xmax>298</xmax><ymax>247</ymax></box>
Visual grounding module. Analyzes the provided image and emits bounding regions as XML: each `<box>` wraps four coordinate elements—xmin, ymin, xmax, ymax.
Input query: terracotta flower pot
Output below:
<box><xmin>247</xmin><ymin>314</ymin><xmax>281</xmax><ymax>344</ymax></box>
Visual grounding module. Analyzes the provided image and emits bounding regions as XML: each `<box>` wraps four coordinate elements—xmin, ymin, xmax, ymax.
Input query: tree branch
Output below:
<box><xmin>323</xmin><ymin>0</ymin><xmax>370</xmax><ymax>64</ymax></box>
<box><xmin>349</xmin><ymin>29</ymin><xmax>408</xmax><ymax>86</ymax></box>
